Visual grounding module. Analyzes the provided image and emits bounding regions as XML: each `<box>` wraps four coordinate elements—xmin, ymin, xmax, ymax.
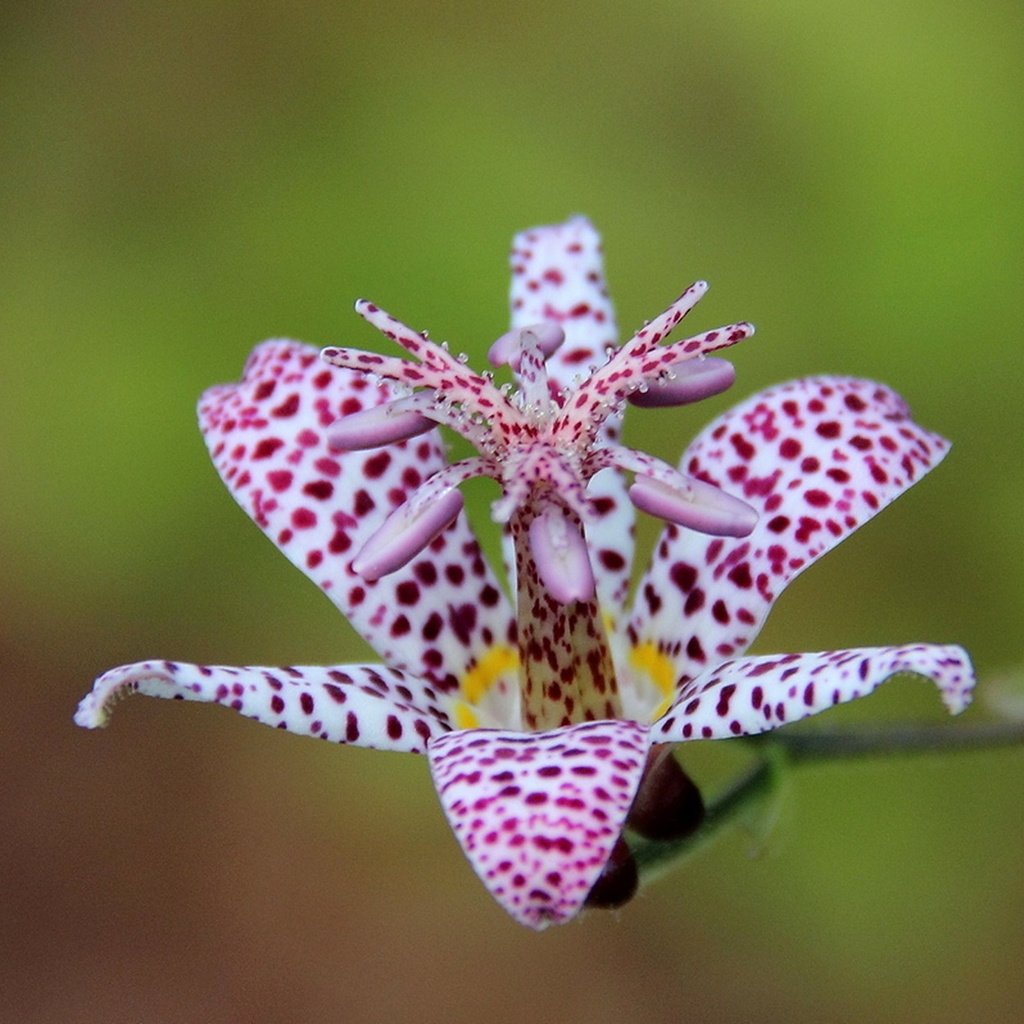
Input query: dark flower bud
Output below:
<box><xmin>584</xmin><ymin>837</ymin><xmax>639</xmax><ymax>910</ymax></box>
<box><xmin>627</xmin><ymin>747</ymin><xmax>705</xmax><ymax>841</ymax></box>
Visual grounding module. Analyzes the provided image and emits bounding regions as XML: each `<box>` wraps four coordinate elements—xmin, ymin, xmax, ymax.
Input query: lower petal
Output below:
<box><xmin>652</xmin><ymin>644</ymin><xmax>974</xmax><ymax>742</ymax></box>
<box><xmin>76</xmin><ymin>660</ymin><xmax>453</xmax><ymax>753</ymax></box>
<box><xmin>427</xmin><ymin>719</ymin><xmax>651</xmax><ymax>929</ymax></box>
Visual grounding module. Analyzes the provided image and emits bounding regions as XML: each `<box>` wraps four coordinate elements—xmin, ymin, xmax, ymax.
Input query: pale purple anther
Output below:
<box><xmin>351</xmin><ymin>486</ymin><xmax>464</xmax><ymax>580</ymax></box>
<box><xmin>629</xmin><ymin>474</ymin><xmax>759</xmax><ymax>537</ymax></box>
<box><xmin>528</xmin><ymin>506</ymin><xmax>597</xmax><ymax>603</ymax></box>
<box><xmin>488</xmin><ymin>323</ymin><xmax>566</xmax><ymax>370</ymax></box>
<box><xmin>328</xmin><ymin>398</ymin><xmax>437</xmax><ymax>451</ymax></box>
<box><xmin>627</xmin><ymin>356</ymin><xmax>736</xmax><ymax>408</ymax></box>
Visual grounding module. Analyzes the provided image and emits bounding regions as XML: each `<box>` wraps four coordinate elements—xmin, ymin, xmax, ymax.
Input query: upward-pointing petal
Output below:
<box><xmin>508</xmin><ymin>217</ymin><xmax>636</xmax><ymax>614</ymax></box>
<box><xmin>428</xmin><ymin>720</ymin><xmax>651</xmax><ymax>929</ymax></box>
<box><xmin>629</xmin><ymin>377</ymin><xmax>950</xmax><ymax>689</ymax></box>
<box><xmin>509</xmin><ymin>216</ymin><xmax>617</xmax><ymax>390</ymax></box>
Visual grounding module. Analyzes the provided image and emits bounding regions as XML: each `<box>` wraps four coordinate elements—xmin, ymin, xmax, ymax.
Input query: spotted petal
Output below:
<box><xmin>629</xmin><ymin>377</ymin><xmax>950</xmax><ymax>691</ymax></box>
<box><xmin>75</xmin><ymin>660</ymin><xmax>455</xmax><ymax>751</ymax></box>
<box><xmin>199</xmin><ymin>340</ymin><xmax>517</xmax><ymax>707</ymax></box>
<box><xmin>508</xmin><ymin>216</ymin><xmax>635</xmax><ymax>615</ymax></box>
<box><xmin>652</xmin><ymin>644</ymin><xmax>974</xmax><ymax>742</ymax></box>
<box><xmin>509</xmin><ymin>216</ymin><xmax>617</xmax><ymax>390</ymax></box>
<box><xmin>428</xmin><ymin>719</ymin><xmax>651</xmax><ymax>929</ymax></box>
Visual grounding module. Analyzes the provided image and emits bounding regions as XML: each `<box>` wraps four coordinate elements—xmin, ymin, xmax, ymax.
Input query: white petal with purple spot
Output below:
<box><xmin>653</xmin><ymin>644</ymin><xmax>974</xmax><ymax>742</ymax></box>
<box><xmin>198</xmin><ymin>340</ymin><xmax>516</xmax><ymax>696</ymax></box>
<box><xmin>629</xmin><ymin>377</ymin><xmax>951</xmax><ymax>686</ymax></box>
<box><xmin>428</xmin><ymin>720</ymin><xmax>651</xmax><ymax>929</ymax></box>
<box><xmin>508</xmin><ymin>217</ymin><xmax>636</xmax><ymax>615</ymax></box>
<box><xmin>77</xmin><ymin>660</ymin><xmax>455</xmax><ymax>752</ymax></box>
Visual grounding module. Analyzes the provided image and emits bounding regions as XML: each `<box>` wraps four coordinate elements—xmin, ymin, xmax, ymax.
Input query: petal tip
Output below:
<box><xmin>428</xmin><ymin>722</ymin><xmax>651</xmax><ymax>929</ymax></box>
<box><xmin>938</xmin><ymin>644</ymin><xmax>976</xmax><ymax>715</ymax></box>
<box><xmin>73</xmin><ymin>664</ymin><xmax>148</xmax><ymax>729</ymax></box>
<box><xmin>73</xmin><ymin>694</ymin><xmax>107</xmax><ymax>729</ymax></box>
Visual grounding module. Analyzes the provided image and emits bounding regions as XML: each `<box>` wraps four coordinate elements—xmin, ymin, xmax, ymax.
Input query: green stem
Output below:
<box><xmin>630</xmin><ymin>750</ymin><xmax>783</xmax><ymax>883</ymax></box>
<box><xmin>746</xmin><ymin>720</ymin><xmax>1024</xmax><ymax>762</ymax></box>
<box><xmin>631</xmin><ymin>719</ymin><xmax>1024</xmax><ymax>888</ymax></box>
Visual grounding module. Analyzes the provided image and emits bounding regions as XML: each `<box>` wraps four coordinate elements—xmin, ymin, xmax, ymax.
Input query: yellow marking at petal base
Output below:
<box><xmin>630</xmin><ymin>642</ymin><xmax>676</xmax><ymax>697</ymax></box>
<box><xmin>651</xmin><ymin>694</ymin><xmax>673</xmax><ymax>721</ymax></box>
<box><xmin>631</xmin><ymin>643</ymin><xmax>677</xmax><ymax>723</ymax></box>
<box><xmin>453</xmin><ymin>702</ymin><xmax>481</xmax><ymax>730</ymax></box>
<box><xmin>461</xmin><ymin>645</ymin><xmax>519</xmax><ymax>706</ymax></box>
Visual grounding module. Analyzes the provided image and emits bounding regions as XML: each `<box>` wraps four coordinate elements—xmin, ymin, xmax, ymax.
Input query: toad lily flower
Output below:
<box><xmin>76</xmin><ymin>217</ymin><xmax>973</xmax><ymax>929</ymax></box>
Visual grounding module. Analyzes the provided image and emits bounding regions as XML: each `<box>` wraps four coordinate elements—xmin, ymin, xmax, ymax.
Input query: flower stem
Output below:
<box><xmin>630</xmin><ymin>751</ymin><xmax>783</xmax><ymax>883</ymax></box>
<box><xmin>630</xmin><ymin>720</ymin><xmax>1024</xmax><ymax>888</ymax></box>
<box><xmin>745</xmin><ymin>720</ymin><xmax>1024</xmax><ymax>762</ymax></box>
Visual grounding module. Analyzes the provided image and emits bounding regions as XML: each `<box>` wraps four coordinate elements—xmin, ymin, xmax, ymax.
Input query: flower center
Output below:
<box><xmin>322</xmin><ymin>286</ymin><xmax>756</xmax><ymax>728</ymax></box>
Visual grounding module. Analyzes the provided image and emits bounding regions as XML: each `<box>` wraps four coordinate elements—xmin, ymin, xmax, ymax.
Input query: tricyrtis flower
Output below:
<box><xmin>76</xmin><ymin>216</ymin><xmax>973</xmax><ymax>929</ymax></box>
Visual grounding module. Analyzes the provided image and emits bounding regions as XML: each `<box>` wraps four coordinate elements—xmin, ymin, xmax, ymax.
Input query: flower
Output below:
<box><xmin>76</xmin><ymin>216</ymin><xmax>974</xmax><ymax>929</ymax></box>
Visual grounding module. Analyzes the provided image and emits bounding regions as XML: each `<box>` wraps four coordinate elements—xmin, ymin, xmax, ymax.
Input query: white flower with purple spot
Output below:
<box><xmin>76</xmin><ymin>217</ymin><xmax>974</xmax><ymax>929</ymax></box>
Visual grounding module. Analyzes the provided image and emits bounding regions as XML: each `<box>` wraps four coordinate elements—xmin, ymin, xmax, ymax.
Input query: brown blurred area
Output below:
<box><xmin>10</xmin><ymin>627</ymin><xmax>1024</xmax><ymax>1023</ymax></box>
<box><xmin>3</xmin><ymin>1</ymin><xmax>1023</xmax><ymax>1022</ymax></box>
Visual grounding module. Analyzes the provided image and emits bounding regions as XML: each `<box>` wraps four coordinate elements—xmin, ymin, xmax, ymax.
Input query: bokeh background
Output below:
<box><xmin>3</xmin><ymin>1</ymin><xmax>1023</xmax><ymax>1022</ymax></box>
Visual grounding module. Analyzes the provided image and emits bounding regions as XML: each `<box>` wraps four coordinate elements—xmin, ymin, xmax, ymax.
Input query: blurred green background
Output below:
<box><xmin>3</xmin><ymin>1</ymin><xmax>1022</xmax><ymax>1021</ymax></box>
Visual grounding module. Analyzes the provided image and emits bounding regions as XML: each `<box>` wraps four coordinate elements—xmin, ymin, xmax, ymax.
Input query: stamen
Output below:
<box><xmin>552</xmin><ymin>283</ymin><xmax>753</xmax><ymax>447</ymax></box>
<box><xmin>351</xmin><ymin>487</ymin><xmax>465</xmax><ymax>580</ymax></box>
<box><xmin>628</xmin><ymin>475</ymin><xmax>758</xmax><ymax>537</ymax></box>
<box><xmin>527</xmin><ymin>506</ymin><xmax>596</xmax><ymax>604</ymax></box>
<box><xmin>487</xmin><ymin>323</ymin><xmax>566</xmax><ymax>369</ymax></box>
<box><xmin>627</xmin><ymin>357</ymin><xmax>736</xmax><ymax>408</ymax></box>
<box><xmin>514</xmin><ymin>329</ymin><xmax>560</xmax><ymax>413</ymax></box>
<box><xmin>322</xmin><ymin>283</ymin><xmax>756</xmax><ymax>608</ymax></box>
<box><xmin>328</xmin><ymin>394</ymin><xmax>438</xmax><ymax>450</ymax></box>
